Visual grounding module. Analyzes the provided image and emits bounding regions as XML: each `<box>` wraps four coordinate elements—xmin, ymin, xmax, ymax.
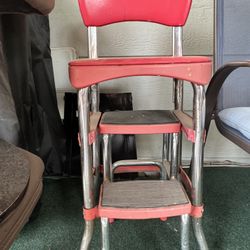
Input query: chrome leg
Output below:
<box><xmin>162</xmin><ymin>133</ymin><xmax>169</xmax><ymax>161</ymax></box>
<box><xmin>170</xmin><ymin>132</ymin><xmax>179</xmax><ymax>179</ymax></box>
<box><xmin>191</xmin><ymin>84</ymin><xmax>208</xmax><ymax>249</ymax></box>
<box><xmin>93</xmin><ymin>136</ymin><xmax>100</xmax><ymax>201</ymax></box>
<box><xmin>174</xmin><ymin>78</ymin><xmax>183</xmax><ymax>167</ymax></box>
<box><xmin>169</xmin><ymin>133</ymin><xmax>173</xmax><ymax>162</ymax></box>
<box><xmin>91</xmin><ymin>85</ymin><xmax>100</xmax><ymax>201</ymax></box>
<box><xmin>162</xmin><ymin>133</ymin><xmax>170</xmax><ymax>178</ymax></box>
<box><xmin>192</xmin><ymin>218</ymin><xmax>208</xmax><ymax>250</ymax></box>
<box><xmin>80</xmin><ymin>220</ymin><xmax>94</xmax><ymax>250</ymax></box>
<box><xmin>173</xmin><ymin>27</ymin><xmax>184</xmax><ymax>168</ymax></box>
<box><xmin>181</xmin><ymin>214</ymin><xmax>190</xmax><ymax>250</ymax></box>
<box><xmin>101</xmin><ymin>217</ymin><xmax>110</xmax><ymax>250</ymax></box>
<box><xmin>108</xmin><ymin>135</ymin><xmax>113</xmax><ymax>181</ymax></box>
<box><xmin>112</xmin><ymin>159</ymin><xmax>167</xmax><ymax>180</ymax></box>
<box><xmin>78</xmin><ymin>88</ymin><xmax>95</xmax><ymax>249</ymax></box>
<box><xmin>103</xmin><ymin>134</ymin><xmax>111</xmax><ymax>182</ymax></box>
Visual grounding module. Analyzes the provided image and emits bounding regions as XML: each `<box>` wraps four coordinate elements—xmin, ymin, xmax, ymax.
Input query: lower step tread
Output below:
<box><xmin>102</xmin><ymin>180</ymin><xmax>189</xmax><ymax>208</ymax></box>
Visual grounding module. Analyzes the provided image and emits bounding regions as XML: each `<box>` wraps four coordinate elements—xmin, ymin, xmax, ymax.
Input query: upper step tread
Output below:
<box><xmin>101</xmin><ymin>110</ymin><xmax>179</xmax><ymax>125</ymax></box>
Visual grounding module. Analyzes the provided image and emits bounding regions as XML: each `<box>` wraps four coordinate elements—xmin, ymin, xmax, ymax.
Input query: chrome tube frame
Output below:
<box><xmin>170</xmin><ymin>132</ymin><xmax>179</xmax><ymax>179</ymax></box>
<box><xmin>112</xmin><ymin>159</ymin><xmax>168</xmax><ymax>180</ymax></box>
<box><xmin>181</xmin><ymin>214</ymin><xmax>190</xmax><ymax>250</ymax></box>
<box><xmin>101</xmin><ymin>217</ymin><xmax>110</xmax><ymax>250</ymax></box>
<box><xmin>88</xmin><ymin>27</ymin><xmax>98</xmax><ymax>59</ymax></box>
<box><xmin>193</xmin><ymin>218</ymin><xmax>208</xmax><ymax>250</ymax></box>
<box><xmin>173</xmin><ymin>27</ymin><xmax>183</xmax><ymax>57</ymax></box>
<box><xmin>80</xmin><ymin>221</ymin><xmax>94</xmax><ymax>250</ymax></box>
<box><xmin>88</xmin><ymin>27</ymin><xmax>100</xmax><ymax>198</ymax></box>
<box><xmin>78</xmin><ymin>88</ymin><xmax>94</xmax><ymax>208</ymax></box>
<box><xmin>88</xmin><ymin>26</ymin><xmax>111</xmax><ymax>250</ymax></box>
<box><xmin>191</xmin><ymin>84</ymin><xmax>208</xmax><ymax>249</ymax></box>
<box><xmin>191</xmin><ymin>84</ymin><xmax>205</xmax><ymax>205</ymax></box>
<box><xmin>173</xmin><ymin>27</ymin><xmax>184</xmax><ymax>111</ymax></box>
<box><xmin>162</xmin><ymin>134</ymin><xmax>170</xmax><ymax>161</ymax></box>
<box><xmin>173</xmin><ymin>27</ymin><xmax>184</xmax><ymax>167</ymax></box>
<box><xmin>91</xmin><ymin>85</ymin><xmax>100</xmax><ymax>191</ymax></box>
<box><xmin>103</xmin><ymin>134</ymin><xmax>111</xmax><ymax>182</ymax></box>
<box><xmin>78</xmin><ymin>88</ymin><xmax>95</xmax><ymax>250</ymax></box>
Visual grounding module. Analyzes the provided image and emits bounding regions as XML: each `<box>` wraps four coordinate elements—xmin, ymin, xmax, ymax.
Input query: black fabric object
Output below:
<box><xmin>0</xmin><ymin>0</ymin><xmax>40</xmax><ymax>15</ymax></box>
<box><xmin>1</xmin><ymin>14</ymin><xmax>65</xmax><ymax>175</ymax></box>
<box><xmin>0</xmin><ymin>23</ymin><xmax>20</xmax><ymax>144</ymax></box>
<box><xmin>63</xmin><ymin>92</ymin><xmax>79</xmax><ymax>175</ymax></box>
<box><xmin>63</xmin><ymin>92</ymin><xmax>137</xmax><ymax>176</ymax></box>
<box><xmin>0</xmin><ymin>0</ymin><xmax>55</xmax><ymax>15</ymax></box>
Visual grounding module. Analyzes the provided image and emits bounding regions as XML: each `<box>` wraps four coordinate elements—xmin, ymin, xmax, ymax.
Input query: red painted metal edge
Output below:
<box><xmin>191</xmin><ymin>205</ymin><xmax>204</xmax><ymax>218</ymax></box>
<box><xmin>180</xmin><ymin>167</ymin><xmax>204</xmax><ymax>218</ymax></box>
<box><xmin>98</xmin><ymin>203</ymin><xmax>192</xmax><ymax>220</ymax></box>
<box><xmin>182</xmin><ymin>126</ymin><xmax>195</xmax><ymax>143</ymax></box>
<box><xmin>99</xmin><ymin>123</ymin><xmax>181</xmax><ymax>134</ymax></box>
<box><xmin>78</xmin><ymin>130</ymin><xmax>97</xmax><ymax>146</ymax></box>
<box><xmin>182</xmin><ymin>126</ymin><xmax>206</xmax><ymax>143</ymax></box>
<box><xmin>88</xmin><ymin>130</ymin><xmax>97</xmax><ymax>145</ymax></box>
<box><xmin>83</xmin><ymin>207</ymin><xmax>98</xmax><ymax>221</ymax></box>
<box><xmin>69</xmin><ymin>61</ymin><xmax>212</xmax><ymax>89</ymax></box>
<box><xmin>83</xmin><ymin>180</ymin><xmax>203</xmax><ymax>221</ymax></box>
<box><xmin>113</xmin><ymin>165</ymin><xmax>160</xmax><ymax>174</ymax></box>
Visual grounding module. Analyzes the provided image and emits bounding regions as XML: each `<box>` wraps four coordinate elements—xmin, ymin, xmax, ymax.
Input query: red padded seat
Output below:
<box><xmin>69</xmin><ymin>56</ymin><xmax>212</xmax><ymax>89</ymax></box>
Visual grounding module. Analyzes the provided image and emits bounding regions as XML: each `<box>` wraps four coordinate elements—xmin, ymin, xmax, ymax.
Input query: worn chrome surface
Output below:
<box><xmin>181</xmin><ymin>214</ymin><xmax>190</xmax><ymax>250</ymax></box>
<box><xmin>191</xmin><ymin>84</ymin><xmax>206</xmax><ymax>205</ymax></box>
<box><xmin>88</xmin><ymin>26</ymin><xmax>100</xmax><ymax>200</ymax></box>
<box><xmin>103</xmin><ymin>134</ymin><xmax>111</xmax><ymax>182</ymax></box>
<box><xmin>170</xmin><ymin>132</ymin><xmax>179</xmax><ymax>179</ymax></box>
<box><xmin>162</xmin><ymin>133</ymin><xmax>170</xmax><ymax>161</ymax></box>
<box><xmin>101</xmin><ymin>217</ymin><xmax>110</xmax><ymax>250</ymax></box>
<box><xmin>78</xmin><ymin>88</ymin><xmax>94</xmax><ymax>208</ymax></box>
<box><xmin>80</xmin><ymin>220</ymin><xmax>94</xmax><ymax>250</ymax></box>
<box><xmin>88</xmin><ymin>27</ymin><xmax>97</xmax><ymax>59</ymax></box>
<box><xmin>173</xmin><ymin>27</ymin><xmax>183</xmax><ymax>167</ymax></box>
<box><xmin>90</xmin><ymin>86</ymin><xmax>100</xmax><ymax>199</ymax></box>
<box><xmin>192</xmin><ymin>217</ymin><xmax>208</xmax><ymax>250</ymax></box>
<box><xmin>112</xmin><ymin>159</ymin><xmax>167</xmax><ymax>180</ymax></box>
<box><xmin>173</xmin><ymin>27</ymin><xmax>183</xmax><ymax>56</ymax></box>
<box><xmin>191</xmin><ymin>84</ymin><xmax>208</xmax><ymax>249</ymax></box>
<box><xmin>173</xmin><ymin>26</ymin><xmax>183</xmax><ymax>111</ymax></box>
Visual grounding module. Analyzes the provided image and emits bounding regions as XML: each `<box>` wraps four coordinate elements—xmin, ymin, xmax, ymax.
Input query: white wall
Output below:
<box><xmin>49</xmin><ymin>0</ymin><xmax>250</xmax><ymax>163</ymax></box>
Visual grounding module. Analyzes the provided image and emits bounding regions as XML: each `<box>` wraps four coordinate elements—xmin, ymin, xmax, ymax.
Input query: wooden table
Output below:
<box><xmin>0</xmin><ymin>140</ymin><xmax>30</xmax><ymax>221</ymax></box>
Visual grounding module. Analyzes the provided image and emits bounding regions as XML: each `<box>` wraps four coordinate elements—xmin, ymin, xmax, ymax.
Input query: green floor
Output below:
<box><xmin>11</xmin><ymin>168</ymin><xmax>250</xmax><ymax>250</ymax></box>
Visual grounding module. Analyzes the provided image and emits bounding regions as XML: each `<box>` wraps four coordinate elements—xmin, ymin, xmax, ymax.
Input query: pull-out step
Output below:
<box><xmin>99</xmin><ymin>110</ymin><xmax>180</xmax><ymax>134</ymax></box>
<box><xmin>99</xmin><ymin>180</ymin><xmax>191</xmax><ymax>220</ymax></box>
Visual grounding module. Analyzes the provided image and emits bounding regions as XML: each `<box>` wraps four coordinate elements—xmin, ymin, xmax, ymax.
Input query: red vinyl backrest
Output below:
<box><xmin>78</xmin><ymin>0</ymin><xmax>192</xmax><ymax>27</ymax></box>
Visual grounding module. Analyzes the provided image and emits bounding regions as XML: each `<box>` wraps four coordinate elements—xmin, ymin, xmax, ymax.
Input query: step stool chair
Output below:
<box><xmin>69</xmin><ymin>0</ymin><xmax>212</xmax><ymax>249</ymax></box>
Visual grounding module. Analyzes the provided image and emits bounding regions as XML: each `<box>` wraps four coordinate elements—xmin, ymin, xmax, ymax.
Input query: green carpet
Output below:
<box><xmin>11</xmin><ymin>168</ymin><xmax>250</xmax><ymax>250</ymax></box>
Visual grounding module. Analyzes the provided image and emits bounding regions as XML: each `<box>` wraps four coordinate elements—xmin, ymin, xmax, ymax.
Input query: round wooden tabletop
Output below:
<box><xmin>0</xmin><ymin>140</ymin><xmax>30</xmax><ymax>221</ymax></box>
